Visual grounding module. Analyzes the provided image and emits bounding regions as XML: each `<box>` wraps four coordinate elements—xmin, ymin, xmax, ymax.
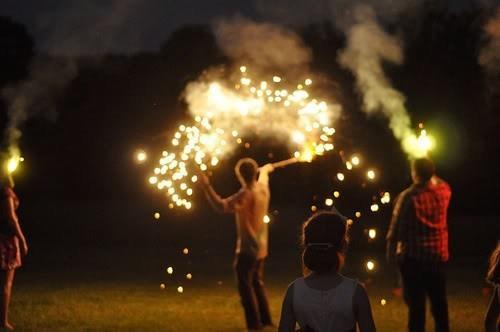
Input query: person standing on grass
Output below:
<box><xmin>199</xmin><ymin>158</ymin><xmax>274</xmax><ymax>331</ymax></box>
<box><xmin>0</xmin><ymin>172</ymin><xmax>28</xmax><ymax>331</ymax></box>
<box><xmin>278</xmin><ymin>212</ymin><xmax>376</xmax><ymax>332</ymax></box>
<box><xmin>485</xmin><ymin>243</ymin><xmax>500</xmax><ymax>332</ymax></box>
<box><xmin>386</xmin><ymin>157</ymin><xmax>451</xmax><ymax>332</ymax></box>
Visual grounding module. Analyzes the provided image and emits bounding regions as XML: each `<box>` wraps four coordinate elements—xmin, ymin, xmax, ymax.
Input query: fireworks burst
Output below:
<box><xmin>148</xmin><ymin>66</ymin><xmax>340</xmax><ymax>209</ymax></box>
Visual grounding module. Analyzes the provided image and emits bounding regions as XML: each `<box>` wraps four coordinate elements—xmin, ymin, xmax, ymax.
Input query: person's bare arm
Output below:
<box><xmin>4</xmin><ymin>197</ymin><xmax>28</xmax><ymax>255</ymax></box>
<box><xmin>485</xmin><ymin>287</ymin><xmax>499</xmax><ymax>332</ymax></box>
<box><xmin>258</xmin><ymin>163</ymin><xmax>274</xmax><ymax>185</ymax></box>
<box><xmin>353</xmin><ymin>283</ymin><xmax>376</xmax><ymax>332</ymax></box>
<box><xmin>278</xmin><ymin>283</ymin><xmax>296</xmax><ymax>332</ymax></box>
<box><xmin>198</xmin><ymin>173</ymin><xmax>226</xmax><ymax>213</ymax></box>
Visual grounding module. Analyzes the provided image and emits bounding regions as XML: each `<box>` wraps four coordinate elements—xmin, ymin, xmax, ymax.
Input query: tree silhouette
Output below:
<box><xmin>0</xmin><ymin>16</ymin><xmax>35</xmax><ymax>87</ymax></box>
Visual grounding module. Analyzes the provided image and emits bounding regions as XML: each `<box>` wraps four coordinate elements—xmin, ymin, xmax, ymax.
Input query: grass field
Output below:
<box><xmin>8</xmin><ymin>248</ymin><xmax>491</xmax><ymax>331</ymax></box>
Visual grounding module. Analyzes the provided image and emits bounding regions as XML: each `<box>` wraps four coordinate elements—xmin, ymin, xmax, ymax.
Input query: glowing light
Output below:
<box><xmin>337</xmin><ymin>173</ymin><xmax>345</xmax><ymax>181</ymax></box>
<box><xmin>347</xmin><ymin>219</ymin><xmax>354</xmax><ymax>226</ymax></box>
<box><xmin>351</xmin><ymin>156</ymin><xmax>360</xmax><ymax>166</ymax></box>
<box><xmin>136</xmin><ymin>150</ymin><xmax>147</xmax><ymax>163</ymax></box>
<box><xmin>325</xmin><ymin>198</ymin><xmax>334</xmax><ymax>206</ymax></box>
<box><xmin>403</xmin><ymin>128</ymin><xmax>436</xmax><ymax>158</ymax></box>
<box><xmin>355</xmin><ymin>212</ymin><xmax>361</xmax><ymax>218</ymax></box>
<box><xmin>186</xmin><ymin>273</ymin><xmax>193</xmax><ymax>280</ymax></box>
<box><xmin>381</xmin><ymin>192</ymin><xmax>391</xmax><ymax>204</ymax></box>
<box><xmin>160</xmin><ymin>283</ymin><xmax>166</xmax><ymax>290</ymax></box>
<box><xmin>177</xmin><ymin>286</ymin><xmax>184</xmax><ymax>293</ymax></box>
<box><xmin>263</xmin><ymin>215</ymin><xmax>271</xmax><ymax>224</ymax></box>
<box><xmin>370</xmin><ymin>204</ymin><xmax>379</xmax><ymax>212</ymax></box>
<box><xmin>368</xmin><ymin>229</ymin><xmax>377</xmax><ymax>239</ymax></box>
<box><xmin>182</xmin><ymin>248</ymin><xmax>189</xmax><ymax>255</ymax></box>
<box><xmin>366</xmin><ymin>260</ymin><xmax>375</xmax><ymax>271</ymax></box>
<box><xmin>166</xmin><ymin>267</ymin><xmax>174</xmax><ymax>275</ymax></box>
<box><xmin>333</xmin><ymin>191</ymin><xmax>340</xmax><ymax>198</ymax></box>
<box><xmin>154</xmin><ymin>212</ymin><xmax>160</xmax><ymax>220</ymax></box>
<box><xmin>380</xmin><ymin>299</ymin><xmax>387</xmax><ymax>306</ymax></box>
<box><xmin>146</xmin><ymin>66</ymin><xmax>338</xmax><ymax>209</ymax></box>
<box><xmin>346</xmin><ymin>161</ymin><xmax>353</xmax><ymax>170</ymax></box>
<box><xmin>291</xmin><ymin>131</ymin><xmax>305</xmax><ymax>144</ymax></box>
<box><xmin>367</xmin><ymin>170</ymin><xmax>376</xmax><ymax>180</ymax></box>
<box><xmin>311</xmin><ymin>205</ymin><xmax>318</xmax><ymax>212</ymax></box>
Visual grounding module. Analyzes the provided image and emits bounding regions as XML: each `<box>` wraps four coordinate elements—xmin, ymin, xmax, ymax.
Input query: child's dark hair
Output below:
<box><xmin>487</xmin><ymin>243</ymin><xmax>500</xmax><ymax>285</ymax></box>
<box><xmin>301</xmin><ymin>211</ymin><xmax>348</xmax><ymax>274</ymax></box>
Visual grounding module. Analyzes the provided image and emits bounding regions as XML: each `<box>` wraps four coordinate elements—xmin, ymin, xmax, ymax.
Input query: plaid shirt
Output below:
<box><xmin>386</xmin><ymin>177</ymin><xmax>451</xmax><ymax>263</ymax></box>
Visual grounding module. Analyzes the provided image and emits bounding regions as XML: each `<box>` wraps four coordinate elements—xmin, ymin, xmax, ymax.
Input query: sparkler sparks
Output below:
<box><xmin>147</xmin><ymin>66</ymin><xmax>339</xmax><ymax>209</ymax></box>
<box><xmin>403</xmin><ymin>127</ymin><xmax>436</xmax><ymax>158</ymax></box>
<box><xmin>4</xmin><ymin>152</ymin><xmax>23</xmax><ymax>175</ymax></box>
<box><xmin>135</xmin><ymin>150</ymin><xmax>147</xmax><ymax>163</ymax></box>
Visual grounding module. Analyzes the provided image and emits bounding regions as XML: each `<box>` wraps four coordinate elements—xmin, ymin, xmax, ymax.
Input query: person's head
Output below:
<box><xmin>301</xmin><ymin>212</ymin><xmax>348</xmax><ymax>275</ymax></box>
<box><xmin>235</xmin><ymin>158</ymin><xmax>258</xmax><ymax>187</ymax></box>
<box><xmin>411</xmin><ymin>157</ymin><xmax>435</xmax><ymax>184</ymax></box>
<box><xmin>487</xmin><ymin>243</ymin><xmax>500</xmax><ymax>285</ymax></box>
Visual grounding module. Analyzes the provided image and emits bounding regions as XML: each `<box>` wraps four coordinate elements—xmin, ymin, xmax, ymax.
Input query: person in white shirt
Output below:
<box><xmin>279</xmin><ymin>212</ymin><xmax>376</xmax><ymax>332</ymax></box>
<box><xmin>199</xmin><ymin>158</ymin><xmax>274</xmax><ymax>331</ymax></box>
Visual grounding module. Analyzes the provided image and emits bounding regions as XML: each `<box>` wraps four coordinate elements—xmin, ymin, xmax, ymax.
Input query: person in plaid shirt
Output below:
<box><xmin>386</xmin><ymin>158</ymin><xmax>451</xmax><ymax>332</ymax></box>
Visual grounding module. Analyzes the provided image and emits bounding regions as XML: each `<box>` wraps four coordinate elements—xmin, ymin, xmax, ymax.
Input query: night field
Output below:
<box><xmin>10</xmin><ymin>204</ymin><xmax>499</xmax><ymax>331</ymax></box>
<box><xmin>9</xmin><ymin>248</ymin><xmax>494</xmax><ymax>331</ymax></box>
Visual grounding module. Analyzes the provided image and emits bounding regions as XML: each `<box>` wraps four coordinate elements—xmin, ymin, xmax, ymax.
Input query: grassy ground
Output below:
<box><xmin>9</xmin><ymin>249</ymin><xmax>491</xmax><ymax>332</ymax></box>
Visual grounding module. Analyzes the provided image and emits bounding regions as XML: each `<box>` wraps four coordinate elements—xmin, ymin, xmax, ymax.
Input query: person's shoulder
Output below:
<box><xmin>398</xmin><ymin>185</ymin><xmax>418</xmax><ymax>200</ymax></box>
<box><xmin>339</xmin><ymin>274</ymin><xmax>361</xmax><ymax>288</ymax></box>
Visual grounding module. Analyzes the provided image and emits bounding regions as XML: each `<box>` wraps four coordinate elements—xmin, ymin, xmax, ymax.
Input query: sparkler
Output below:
<box><xmin>147</xmin><ymin>66</ymin><xmax>339</xmax><ymax>209</ymax></box>
<box><xmin>403</xmin><ymin>126</ymin><xmax>436</xmax><ymax>158</ymax></box>
<box><xmin>4</xmin><ymin>153</ymin><xmax>23</xmax><ymax>175</ymax></box>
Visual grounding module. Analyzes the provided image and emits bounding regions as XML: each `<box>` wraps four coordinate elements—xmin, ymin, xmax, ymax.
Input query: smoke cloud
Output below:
<box><xmin>2</xmin><ymin>58</ymin><xmax>78</xmax><ymax>158</ymax></box>
<box><xmin>479</xmin><ymin>8</ymin><xmax>500</xmax><ymax>74</ymax></box>
<box><xmin>214</xmin><ymin>17</ymin><xmax>312</xmax><ymax>70</ymax></box>
<box><xmin>337</xmin><ymin>5</ymin><xmax>417</xmax><ymax>156</ymax></box>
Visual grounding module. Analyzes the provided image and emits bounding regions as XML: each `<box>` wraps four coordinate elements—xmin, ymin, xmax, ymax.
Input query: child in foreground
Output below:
<box><xmin>485</xmin><ymin>243</ymin><xmax>499</xmax><ymax>332</ymax></box>
<box><xmin>278</xmin><ymin>212</ymin><xmax>376</xmax><ymax>332</ymax></box>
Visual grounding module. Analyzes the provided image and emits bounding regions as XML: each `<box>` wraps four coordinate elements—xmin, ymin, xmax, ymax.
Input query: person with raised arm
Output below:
<box><xmin>199</xmin><ymin>158</ymin><xmax>274</xmax><ymax>331</ymax></box>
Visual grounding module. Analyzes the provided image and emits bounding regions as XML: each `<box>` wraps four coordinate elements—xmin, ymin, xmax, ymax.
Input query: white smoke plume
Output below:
<box><xmin>2</xmin><ymin>58</ymin><xmax>78</xmax><ymax>158</ymax></box>
<box><xmin>479</xmin><ymin>8</ymin><xmax>500</xmax><ymax>74</ymax></box>
<box><xmin>337</xmin><ymin>5</ymin><xmax>417</xmax><ymax>156</ymax></box>
<box><xmin>214</xmin><ymin>17</ymin><xmax>312</xmax><ymax>70</ymax></box>
<box><xmin>1</xmin><ymin>0</ymin><xmax>141</xmax><ymax>166</ymax></box>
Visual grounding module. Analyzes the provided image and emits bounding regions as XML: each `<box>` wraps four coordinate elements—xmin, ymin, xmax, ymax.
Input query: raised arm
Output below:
<box><xmin>278</xmin><ymin>284</ymin><xmax>296</xmax><ymax>332</ymax></box>
<box><xmin>3</xmin><ymin>197</ymin><xmax>28</xmax><ymax>256</ymax></box>
<box><xmin>258</xmin><ymin>163</ymin><xmax>274</xmax><ymax>185</ymax></box>
<box><xmin>198</xmin><ymin>173</ymin><xmax>225</xmax><ymax>213</ymax></box>
<box><xmin>353</xmin><ymin>283</ymin><xmax>376</xmax><ymax>332</ymax></box>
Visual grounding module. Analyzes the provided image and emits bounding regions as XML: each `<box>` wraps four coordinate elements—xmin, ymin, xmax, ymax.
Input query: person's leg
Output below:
<box><xmin>400</xmin><ymin>260</ymin><xmax>426</xmax><ymax>332</ymax></box>
<box><xmin>425</xmin><ymin>263</ymin><xmax>449</xmax><ymax>332</ymax></box>
<box><xmin>252</xmin><ymin>259</ymin><xmax>273</xmax><ymax>326</ymax></box>
<box><xmin>235</xmin><ymin>254</ymin><xmax>262</xmax><ymax>330</ymax></box>
<box><xmin>0</xmin><ymin>269</ymin><xmax>15</xmax><ymax>330</ymax></box>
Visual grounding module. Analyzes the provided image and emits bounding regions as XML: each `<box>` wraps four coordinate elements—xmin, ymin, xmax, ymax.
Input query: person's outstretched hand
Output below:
<box><xmin>197</xmin><ymin>172</ymin><xmax>210</xmax><ymax>189</ymax></box>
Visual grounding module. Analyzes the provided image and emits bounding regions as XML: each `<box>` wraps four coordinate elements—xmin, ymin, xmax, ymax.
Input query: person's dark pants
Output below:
<box><xmin>399</xmin><ymin>259</ymin><xmax>449</xmax><ymax>332</ymax></box>
<box><xmin>234</xmin><ymin>253</ymin><xmax>273</xmax><ymax>329</ymax></box>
